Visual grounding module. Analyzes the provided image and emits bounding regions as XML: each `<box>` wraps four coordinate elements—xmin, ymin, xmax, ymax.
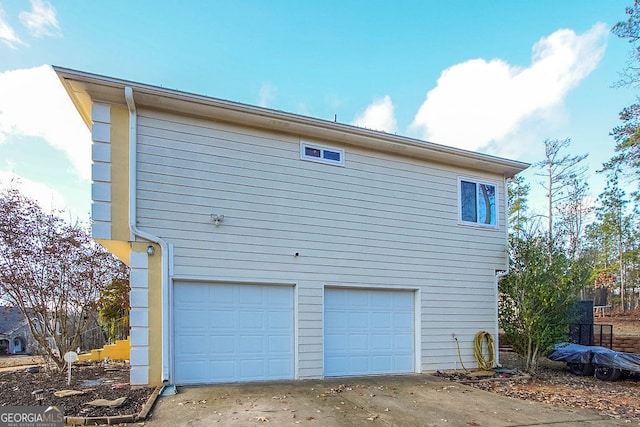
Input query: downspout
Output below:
<box><xmin>125</xmin><ymin>87</ymin><xmax>171</xmax><ymax>383</ymax></box>
<box><xmin>493</xmin><ymin>176</ymin><xmax>513</xmax><ymax>368</ymax></box>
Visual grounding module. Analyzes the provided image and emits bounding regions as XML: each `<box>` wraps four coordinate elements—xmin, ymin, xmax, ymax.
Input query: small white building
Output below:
<box><xmin>56</xmin><ymin>66</ymin><xmax>528</xmax><ymax>386</ymax></box>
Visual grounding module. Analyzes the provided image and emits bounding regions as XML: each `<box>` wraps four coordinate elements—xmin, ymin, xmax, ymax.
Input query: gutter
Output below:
<box><xmin>125</xmin><ymin>87</ymin><xmax>171</xmax><ymax>383</ymax></box>
<box><xmin>52</xmin><ymin>66</ymin><xmax>529</xmax><ymax>179</ymax></box>
<box><xmin>493</xmin><ymin>177</ymin><xmax>513</xmax><ymax>368</ymax></box>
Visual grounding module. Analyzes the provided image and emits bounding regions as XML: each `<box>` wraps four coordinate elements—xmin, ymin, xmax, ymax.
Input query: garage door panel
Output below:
<box><xmin>269</xmin><ymin>336</ymin><xmax>292</xmax><ymax>350</ymax></box>
<box><xmin>395</xmin><ymin>354</ymin><xmax>414</xmax><ymax>367</ymax></box>
<box><xmin>214</xmin><ymin>336</ymin><xmax>235</xmax><ymax>354</ymax></box>
<box><xmin>174</xmin><ymin>282</ymin><xmax>294</xmax><ymax>384</ymax></box>
<box><xmin>268</xmin><ymin>311</ymin><xmax>291</xmax><ymax>328</ymax></box>
<box><xmin>240</xmin><ymin>359</ymin><xmax>263</xmax><ymax>377</ymax></box>
<box><xmin>268</xmin><ymin>286</ymin><xmax>292</xmax><ymax>302</ymax></box>
<box><xmin>351</xmin><ymin>335</ymin><xmax>368</xmax><ymax>350</ymax></box>
<box><xmin>209</xmin><ymin>361</ymin><xmax>234</xmax><ymax>381</ymax></box>
<box><xmin>349</xmin><ymin>357</ymin><xmax>369</xmax><ymax>372</ymax></box>
<box><xmin>239</xmin><ymin>311</ymin><xmax>263</xmax><ymax>328</ymax></box>
<box><xmin>178</xmin><ymin>310</ymin><xmax>207</xmax><ymax>328</ymax></box>
<box><xmin>214</xmin><ymin>286</ymin><xmax>234</xmax><ymax>302</ymax></box>
<box><xmin>372</xmin><ymin>356</ymin><xmax>392</xmax><ymax>370</ymax></box>
<box><xmin>176</xmin><ymin>361</ymin><xmax>208</xmax><ymax>383</ymax></box>
<box><xmin>324</xmin><ymin>288</ymin><xmax>415</xmax><ymax>377</ymax></box>
<box><xmin>395</xmin><ymin>312</ymin><xmax>413</xmax><ymax>325</ymax></box>
<box><xmin>211</xmin><ymin>311</ymin><xmax>234</xmax><ymax>328</ymax></box>
<box><xmin>325</xmin><ymin>356</ymin><xmax>346</xmax><ymax>372</ymax></box>
<box><xmin>395</xmin><ymin>334</ymin><xmax>414</xmax><ymax>348</ymax></box>
<box><xmin>372</xmin><ymin>335</ymin><xmax>391</xmax><ymax>350</ymax></box>
<box><xmin>325</xmin><ymin>335</ymin><xmax>346</xmax><ymax>351</ymax></box>
<box><xmin>325</xmin><ymin>311</ymin><xmax>347</xmax><ymax>328</ymax></box>
<box><xmin>176</xmin><ymin>284</ymin><xmax>208</xmax><ymax>303</ymax></box>
<box><xmin>349</xmin><ymin>312</ymin><xmax>368</xmax><ymax>327</ymax></box>
<box><xmin>370</xmin><ymin>293</ymin><xmax>392</xmax><ymax>308</ymax></box>
<box><xmin>239</xmin><ymin>335</ymin><xmax>263</xmax><ymax>353</ymax></box>
<box><xmin>269</xmin><ymin>359</ymin><xmax>293</xmax><ymax>376</ymax></box>
<box><xmin>372</xmin><ymin>313</ymin><xmax>391</xmax><ymax>328</ymax></box>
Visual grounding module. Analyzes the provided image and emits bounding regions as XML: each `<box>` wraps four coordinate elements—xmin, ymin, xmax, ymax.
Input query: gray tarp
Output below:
<box><xmin>548</xmin><ymin>343</ymin><xmax>640</xmax><ymax>373</ymax></box>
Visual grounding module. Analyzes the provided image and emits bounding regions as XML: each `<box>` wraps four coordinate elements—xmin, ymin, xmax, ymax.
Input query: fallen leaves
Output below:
<box><xmin>440</xmin><ymin>352</ymin><xmax>640</xmax><ymax>420</ymax></box>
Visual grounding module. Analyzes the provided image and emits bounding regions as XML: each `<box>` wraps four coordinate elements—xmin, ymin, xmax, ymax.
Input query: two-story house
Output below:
<box><xmin>55</xmin><ymin>66</ymin><xmax>528</xmax><ymax>386</ymax></box>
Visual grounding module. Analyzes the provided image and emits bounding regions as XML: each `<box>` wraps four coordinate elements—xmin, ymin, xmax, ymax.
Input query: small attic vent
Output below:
<box><xmin>300</xmin><ymin>142</ymin><xmax>344</xmax><ymax>166</ymax></box>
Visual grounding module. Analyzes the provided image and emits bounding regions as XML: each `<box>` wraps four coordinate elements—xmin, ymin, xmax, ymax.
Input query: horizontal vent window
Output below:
<box><xmin>300</xmin><ymin>142</ymin><xmax>344</xmax><ymax>166</ymax></box>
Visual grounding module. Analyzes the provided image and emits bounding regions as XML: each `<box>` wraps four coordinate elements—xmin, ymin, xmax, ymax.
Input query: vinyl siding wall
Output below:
<box><xmin>134</xmin><ymin>109</ymin><xmax>507</xmax><ymax>377</ymax></box>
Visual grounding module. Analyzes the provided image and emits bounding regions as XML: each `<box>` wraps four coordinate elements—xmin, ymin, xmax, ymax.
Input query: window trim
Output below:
<box><xmin>457</xmin><ymin>177</ymin><xmax>499</xmax><ymax>228</ymax></box>
<box><xmin>300</xmin><ymin>141</ymin><xmax>345</xmax><ymax>166</ymax></box>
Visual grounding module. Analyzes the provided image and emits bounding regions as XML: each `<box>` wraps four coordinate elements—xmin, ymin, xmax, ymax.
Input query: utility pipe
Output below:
<box><xmin>125</xmin><ymin>87</ymin><xmax>171</xmax><ymax>383</ymax></box>
<box><xmin>493</xmin><ymin>176</ymin><xmax>513</xmax><ymax>367</ymax></box>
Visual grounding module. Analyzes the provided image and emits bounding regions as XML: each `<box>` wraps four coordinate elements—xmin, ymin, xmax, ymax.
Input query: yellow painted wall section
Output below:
<box><xmin>96</xmin><ymin>239</ymin><xmax>131</xmax><ymax>266</ymax></box>
<box><xmin>110</xmin><ymin>106</ymin><xmax>131</xmax><ymax>245</ymax></box>
<box><xmin>110</xmin><ymin>106</ymin><xmax>162</xmax><ymax>385</ymax></box>
<box><xmin>131</xmin><ymin>242</ymin><xmax>162</xmax><ymax>386</ymax></box>
<box><xmin>78</xmin><ymin>337</ymin><xmax>131</xmax><ymax>362</ymax></box>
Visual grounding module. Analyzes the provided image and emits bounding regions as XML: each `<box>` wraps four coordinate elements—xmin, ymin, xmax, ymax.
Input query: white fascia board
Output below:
<box><xmin>53</xmin><ymin>66</ymin><xmax>530</xmax><ymax>178</ymax></box>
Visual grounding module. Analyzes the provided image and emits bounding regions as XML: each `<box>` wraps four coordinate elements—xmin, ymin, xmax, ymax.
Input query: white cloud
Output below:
<box><xmin>352</xmin><ymin>95</ymin><xmax>398</xmax><ymax>133</ymax></box>
<box><xmin>409</xmin><ymin>23</ymin><xmax>608</xmax><ymax>156</ymax></box>
<box><xmin>0</xmin><ymin>65</ymin><xmax>91</xmax><ymax>179</ymax></box>
<box><xmin>0</xmin><ymin>4</ymin><xmax>23</xmax><ymax>48</ymax></box>
<box><xmin>258</xmin><ymin>82</ymin><xmax>277</xmax><ymax>108</ymax></box>
<box><xmin>0</xmin><ymin>171</ymin><xmax>67</xmax><ymax>214</ymax></box>
<box><xmin>19</xmin><ymin>0</ymin><xmax>60</xmax><ymax>38</ymax></box>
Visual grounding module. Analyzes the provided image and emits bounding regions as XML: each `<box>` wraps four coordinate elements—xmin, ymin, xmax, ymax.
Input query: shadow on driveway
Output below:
<box><xmin>144</xmin><ymin>374</ymin><xmax>631</xmax><ymax>426</ymax></box>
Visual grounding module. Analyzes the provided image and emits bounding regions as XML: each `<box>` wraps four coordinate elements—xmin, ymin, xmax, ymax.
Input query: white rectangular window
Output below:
<box><xmin>459</xmin><ymin>177</ymin><xmax>498</xmax><ymax>227</ymax></box>
<box><xmin>300</xmin><ymin>141</ymin><xmax>344</xmax><ymax>166</ymax></box>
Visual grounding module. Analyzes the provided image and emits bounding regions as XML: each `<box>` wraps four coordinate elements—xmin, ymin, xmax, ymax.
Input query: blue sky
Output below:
<box><xmin>0</xmin><ymin>1</ymin><xmax>637</xmax><ymax>220</ymax></box>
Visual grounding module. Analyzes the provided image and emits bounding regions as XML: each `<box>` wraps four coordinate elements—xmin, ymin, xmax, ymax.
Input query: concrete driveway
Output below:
<box><xmin>143</xmin><ymin>374</ymin><xmax>634</xmax><ymax>426</ymax></box>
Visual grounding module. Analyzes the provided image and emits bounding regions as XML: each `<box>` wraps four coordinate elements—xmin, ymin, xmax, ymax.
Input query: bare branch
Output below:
<box><xmin>0</xmin><ymin>186</ymin><xmax>128</xmax><ymax>369</ymax></box>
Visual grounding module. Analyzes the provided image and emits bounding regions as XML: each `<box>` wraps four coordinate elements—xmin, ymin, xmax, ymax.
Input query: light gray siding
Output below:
<box><xmin>135</xmin><ymin>109</ymin><xmax>507</xmax><ymax>377</ymax></box>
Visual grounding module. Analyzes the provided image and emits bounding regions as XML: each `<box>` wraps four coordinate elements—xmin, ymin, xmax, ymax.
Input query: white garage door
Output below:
<box><xmin>324</xmin><ymin>288</ymin><xmax>414</xmax><ymax>376</ymax></box>
<box><xmin>174</xmin><ymin>282</ymin><xmax>294</xmax><ymax>384</ymax></box>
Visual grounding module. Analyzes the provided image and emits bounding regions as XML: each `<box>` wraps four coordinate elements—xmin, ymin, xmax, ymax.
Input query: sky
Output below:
<box><xmin>0</xmin><ymin>0</ymin><xmax>638</xmax><ymax>221</ymax></box>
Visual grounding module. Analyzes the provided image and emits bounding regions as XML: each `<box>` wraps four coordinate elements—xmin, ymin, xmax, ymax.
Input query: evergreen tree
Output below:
<box><xmin>586</xmin><ymin>170</ymin><xmax>634</xmax><ymax>310</ymax></box>
<box><xmin>508</xmin><ymin>175</ymin><xmax>530</xmax><ymax>239</ymax></box>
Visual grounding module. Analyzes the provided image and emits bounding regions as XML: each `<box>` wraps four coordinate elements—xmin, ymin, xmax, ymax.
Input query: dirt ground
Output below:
<box><xmin>0</xmin><ymin>354</ymin><xmax>43</xmax><ymax>368</ymax></box>
<box><xmin>446</xmin><ymin>352</ymin><xmax>640</xmax><ymax>420</ymax></box>
<box><xmin>595</xmin><ymin>308</ymin><xmax>640</xmax><ymax>336</ymax></box>
<box><xmin>0</xmin><ymin>360</ymin><xmax>154</xmax><ymax>418</ymax></box>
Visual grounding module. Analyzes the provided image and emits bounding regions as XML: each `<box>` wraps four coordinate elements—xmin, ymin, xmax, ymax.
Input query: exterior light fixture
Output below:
<box><xmin>147</xmin><ymin>245</ymin><xmax>155</xmax><ymax>255</ymax></box>
<box><xmin>32</xmin><ymin>389</ymin><xmax>44</xmax><ymax>405</ymax></box>
<box><xmin>211</xmin><ymin>214</ymin><xmax>224</xmax><ymax>226</ymax></box>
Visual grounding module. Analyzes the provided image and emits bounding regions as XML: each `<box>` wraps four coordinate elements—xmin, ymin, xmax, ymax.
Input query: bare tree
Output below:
<box><xmin>555</xmin><ymin>177</ymin><xmax>592</xmax><ymax>260</ymax></box>
<box><xmin>534</xmin><ymin>138</ymin><xmax>588</xmax><ymax>262</ymax></box>
<box><xmin>612</xmin><ymin>0</ymin><xmax>640</xmax><ymax>88</ymax></box>
<box><xmin>0</xmin><ymin>186</ymin><xmax>128</xmax><ymax>369</ymax></box>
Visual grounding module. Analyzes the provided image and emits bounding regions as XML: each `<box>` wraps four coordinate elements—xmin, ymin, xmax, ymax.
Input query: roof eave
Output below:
<box><xmin>53</xmin><ymin>66</ymin><xmax>530</xmax><ymax>178</ymax></box>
